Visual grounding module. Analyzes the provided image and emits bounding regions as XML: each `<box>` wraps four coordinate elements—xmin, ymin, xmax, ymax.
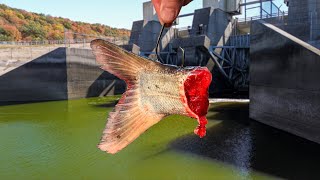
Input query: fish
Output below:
<box><xmin>91</xmin><ymin>39</ymin><xmax>212</xmax><ymax>154</ymax></box>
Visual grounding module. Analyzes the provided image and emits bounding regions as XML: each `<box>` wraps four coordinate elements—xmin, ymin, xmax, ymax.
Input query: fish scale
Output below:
<box><xmin>139</xmin><ymin>69</ymin><xmax>189</xmax><ymax>115</ymax></box>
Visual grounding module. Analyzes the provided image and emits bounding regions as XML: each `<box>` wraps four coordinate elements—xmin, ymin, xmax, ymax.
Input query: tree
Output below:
<box><xmin>48</xmin><ymin>30</ymin><xmax>63</xmax><ymax>40</ymax></box>
<box><xmin>21</xmin><ymin>22</ymin><xmax>46</xmax><ymax>40</ymax></box>
<box><xmin>62</xmin><ymin>21</ymin><xmax>72</xmax><ymax>29</ymax></box>
<box><xmin>0</xmin><ymin>27</ymin><xmax>11</xmax><ymax>41</ymax></box>
<box><xmin>0</xmin><ymin>25</ymin><xmax>21</xmax><ymax>41</ymax></box>
<box><xmin>0</xmin><ymin>3</ymin><xmax>130</xmax><ymax>41</ymax></box>
<box><xmin>45</xmin><ymin>15</ymin><xmax>55</xmax><ymax>24</ymax></box>
<box><xmin>53</xmin><ymin>23</ymin><xmax>64</xmax><ymax>32</ymax></box>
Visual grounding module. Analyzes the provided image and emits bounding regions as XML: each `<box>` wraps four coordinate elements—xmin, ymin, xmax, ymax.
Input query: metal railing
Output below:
<box><xmin>237</xmin><ymin>11</ymin><xmax>288</xmax><ymax>23</ymax></box>
<box><xmin>237</xmin><ymin>0</ymin><xmax>288</xmax><ymax>23</ymax></box>
<box><xmin>0</xmin><ymin>38</ymin><xmax>129</xmax><ymax>47</ymax></box>
<box><xmin>0</xmin><ymin>40</ymin><xmax>66</xmax><ymax>46</ymax></box>
<box><xmin>0</xmin><ymin>31</ymin><xmax>130</xmax><ymax>47</ymax></box>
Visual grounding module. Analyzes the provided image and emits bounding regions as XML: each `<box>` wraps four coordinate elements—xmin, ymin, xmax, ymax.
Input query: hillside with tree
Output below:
<box><xmin>0</xmin><ymin>4</ymin><xmax>130</xmax><ymax>42</ymax></box>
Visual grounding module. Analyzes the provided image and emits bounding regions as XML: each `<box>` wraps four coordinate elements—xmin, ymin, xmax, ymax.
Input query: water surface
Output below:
<box><xmin>0</xmin><ymin>97</ymin><xmax>319</xmax><ymax>179</ymax></box>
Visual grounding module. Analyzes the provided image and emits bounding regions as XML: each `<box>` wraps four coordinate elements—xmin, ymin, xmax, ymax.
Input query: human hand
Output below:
<box><xmin>151</xmin><ymin>0</ymin><xmax>192</xmax><ymax>27</ymax></box>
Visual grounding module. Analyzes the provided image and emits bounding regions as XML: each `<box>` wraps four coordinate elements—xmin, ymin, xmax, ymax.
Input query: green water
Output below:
<box><xmin>0</xmin><ymin>97</ymin><xmax>319</xmax><ymax>180</ymax></box>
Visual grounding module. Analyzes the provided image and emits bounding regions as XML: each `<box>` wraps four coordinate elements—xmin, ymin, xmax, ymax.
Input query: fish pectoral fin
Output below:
<box><xmin>98</xmin><ymin>88</ymin><xmax>164</xmax><ymax>154</ymax></box>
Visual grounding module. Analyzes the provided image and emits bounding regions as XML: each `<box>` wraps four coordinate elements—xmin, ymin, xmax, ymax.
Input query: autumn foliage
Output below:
<box><xmin>0</xmin><ymin>4</ymin><xmax>130</xmax><ymax>41</ymax></box>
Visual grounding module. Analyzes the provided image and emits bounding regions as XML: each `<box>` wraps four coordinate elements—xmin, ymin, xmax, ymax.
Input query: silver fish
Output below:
<box><xmin>91</xmin><ymin>39</ymin><xmax>212</xmax><ymax>154</ymax></box>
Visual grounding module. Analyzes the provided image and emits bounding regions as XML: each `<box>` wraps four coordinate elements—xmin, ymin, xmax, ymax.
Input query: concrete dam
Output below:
<box><xmin>0</xmin><ymin>46</ymin><xmax>126</xmax><ymax>105</ymax></box>
<box><xmin>0</xmin><ymin>0</ymin><xmax>319</xmax><ymax>147</ymax></box>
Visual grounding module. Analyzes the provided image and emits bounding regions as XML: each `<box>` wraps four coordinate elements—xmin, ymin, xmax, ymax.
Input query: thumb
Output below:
<box><xmin>159</xmin><ymin>0</ymin><xmax>183</xmax><ymax>26</ymax></box>
<box><xmin>152</xmin><ymin>0</ymin><xmax>184</xmax><ymax>26</ymax></box>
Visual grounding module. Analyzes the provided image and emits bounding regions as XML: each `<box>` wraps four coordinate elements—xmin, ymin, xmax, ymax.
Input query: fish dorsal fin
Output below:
<box><xmin>91</xmin><ymin>39</ymin><xmax>153</xmax><ymax>85</ymax></box>
<box><xmin>91</xmin><ymin>39</ymin><xmax>164</xmax><ymax>154</ymax></box>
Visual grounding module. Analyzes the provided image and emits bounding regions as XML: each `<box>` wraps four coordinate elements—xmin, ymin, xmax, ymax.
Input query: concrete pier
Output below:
<box><xmin>0</xmin><ymin>47</ymin><xmax>68</xmax><ymax>104</ymax></box>
<box><xmin>250</xmin><ymin>20</ymin><xmax>320</xmax><ymax>144</ymax></box>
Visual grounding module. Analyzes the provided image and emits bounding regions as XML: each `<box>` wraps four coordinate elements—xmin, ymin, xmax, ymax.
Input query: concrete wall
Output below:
<box><xmin>0</xmin><ymin>46</ymin><xmax>125</xmax><ymax>105</ymax></box>
<box><xmin>250</xmin><ymin>20</ymin><xmax>320</xmax><ymax>144</ymax></box>
<box><xmin>202</xmin><ymin>0</ymin><xmax>241</xmax><ymax>14</ymax></box>
<box><xmin>287</xmin><ymin>0</ymin><xmax>320</xmax><ymax>47</ymax></box>
<box><xmin>66</xmin><ymin>48</ymin><xmax>125</xmax><ymax>99</ymax></box>
<box><xmin>128</xmin><ymin>19</ymin><xmax>176</xmax><ymax>59</ymax></box>
<box><xmin>0</xmin><ymin>47</ymin><xmax>68</xmax><ymax>105</ymax></box>
<box><xmin>129</xmin><ymin>20</ymin><xmax>163</xmax><ymax>52</ymax></box>
<box><xmin>203</xmin><ymin>0</ymin><xmax>226</xmax><ymax>10</ymax></box>
<box><xmin>120</xmin><ymin>44</ymin><xmax>140</xmax><ymax>55</ymax></box>
<box><xmin>0</xmin><ymin>46</ymin><xmax>62</xmax><ymax>76</ymax></box>
<box><xmin>143</xmin><ymin>1</ymin><xmax>159</xmax><ymax>22</ymax></box>
<box><xmin>192</xmin><ymin>8</ymin><xmax>233</xmax><ymax>46</ymax></box>
<box><xmin>171</xmin><ymin>35</ymin><xmax>210</xmax><ymax>66</ymax></box>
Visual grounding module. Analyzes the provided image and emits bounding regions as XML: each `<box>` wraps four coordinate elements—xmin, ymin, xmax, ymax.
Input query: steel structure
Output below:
<box><xmin>237</xmin><ymin>0</ymin><xmax>287</xmax><ymax>22</ymax></box>
<box><xmin>136</xmin><ymin>0</ymin><xmax>287</xmax><ymax>94</ymax></box>
<box><xmin>209</xmin><ymin>35</ymin><xmax>250</xmax><ymax>89</ymax></box>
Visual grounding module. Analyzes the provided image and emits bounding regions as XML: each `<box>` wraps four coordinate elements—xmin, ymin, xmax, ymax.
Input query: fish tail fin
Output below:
<box><xmin>91</xmin><ymin>39</ymin><xmax>164</xmax><ymax>154</ymax></box>
<box><xmin>91</xmin><ymin>39</ymin><xmax>149</xmax><ymax>86</ymax></box>
<box><xmin>97</xmin><ymin>95</ymin><xmax>164</xmax><ymax>154</ymax></box>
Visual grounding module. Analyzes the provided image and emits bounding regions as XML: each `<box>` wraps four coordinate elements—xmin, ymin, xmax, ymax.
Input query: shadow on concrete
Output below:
<box><xmin>0</xmin><ymin>48</ymin><xmax>68</xmax><ymax>106</ymax></box>
<box><xmin>0</xmin><ymin>47</ymin><xmax>125</xmax><ymax>106</ymax></box>
<box><xmin>86</xmin><ymin>71</ymin><xmax>126</xmax><ymax>98</ymax></box>
<box><xmin>169</xmin><ymin>103</ymin><xmax>320</xmax><ymax>179</ymax></box>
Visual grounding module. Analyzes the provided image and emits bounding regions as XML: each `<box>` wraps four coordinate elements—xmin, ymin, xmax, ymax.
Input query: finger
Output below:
<box><xmin>152</xmin><ymin>0</ymin><xmax>169</xmax><ymax>26</ymax></box>
<box><xmin>183</xmin><ymin>0</ymin><xmax>192</xmax><ymax>6</ymax></box>
<box><xmin>152</xmin><ymin>0</ymin><xmax>161</xmax><ymax>15</ymax></box>
<box><xmin>159</xmin><ymin>0</ymin><xmax>183</xmax><ymax>26</ymax></box>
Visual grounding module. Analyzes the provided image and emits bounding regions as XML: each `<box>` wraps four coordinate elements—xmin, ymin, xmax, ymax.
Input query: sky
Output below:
<box><xmin>1</xmin><ymin>0</ymin><xmax>287</xmax><ymax>29</ymax></box>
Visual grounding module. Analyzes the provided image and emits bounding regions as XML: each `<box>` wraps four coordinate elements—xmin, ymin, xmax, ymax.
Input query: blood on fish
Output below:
<box><xmin>184</xmin><ymin>68</ymin><xmax>211</xmax><ymax>138</ymax></box>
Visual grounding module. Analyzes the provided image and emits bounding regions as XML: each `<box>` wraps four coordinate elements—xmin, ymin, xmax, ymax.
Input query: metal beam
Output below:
<box><xmin>240</xmin><ymin>0</ymin><xmax>272</xmax><ymax>6</ymax></box>
<box><xmin>208</xmin><ymin>51</ymin><xmax>230</xmax><ymax>82</ymax></box>
<box><xmin>178</xmin><ymin>13</ymin><xmax>194</xmax><ymax>18</ymax></box>
<box><xmin>246</xmin><ymin>6</ymin><xmax>260</xmax><ymax>10</ymax></box>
